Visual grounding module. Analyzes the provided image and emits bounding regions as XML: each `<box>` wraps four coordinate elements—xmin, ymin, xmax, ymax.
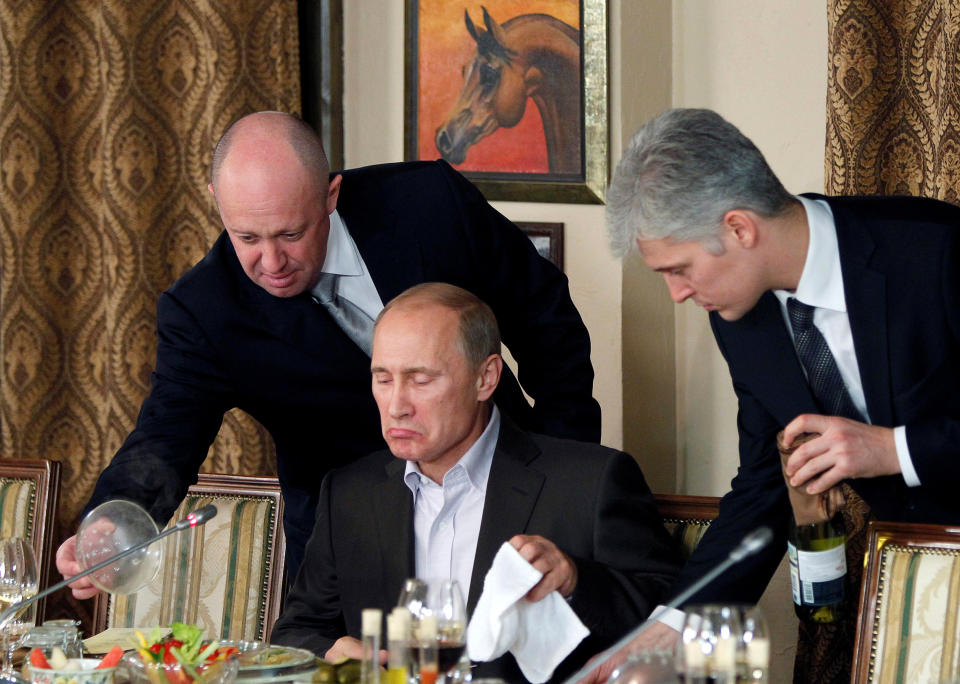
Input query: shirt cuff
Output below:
<box><xmin>650</xmin><ymin>604</ymin><xmax>686</xmax><ymax>632</ymax></box>
<box><xmin>894</xmin><ymin>425</ymin><xmax>921</xmax><ymax>487</ymax></box>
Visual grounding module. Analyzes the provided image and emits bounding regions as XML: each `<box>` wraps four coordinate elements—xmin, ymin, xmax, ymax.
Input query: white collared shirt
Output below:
<box><xmin>403</xmin><ymin>406</ymin><xmax>501</xmax><ymax>599</ymax></box>
<box><xmin>772</xmin><ymin>195</ymin><xmax>918</xmax><ymax>486</ymax></box>
<box><xmin>309</xmin><ymin>209</ymin><xmax>383</xmax><ymax>318</ymax></box>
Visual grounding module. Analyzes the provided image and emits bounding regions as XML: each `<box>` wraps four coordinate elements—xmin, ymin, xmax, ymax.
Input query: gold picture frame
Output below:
<box><xmin>404</xmin><ymin>1</ymin><xmax>608</xmax><ymax>204</ymax></box>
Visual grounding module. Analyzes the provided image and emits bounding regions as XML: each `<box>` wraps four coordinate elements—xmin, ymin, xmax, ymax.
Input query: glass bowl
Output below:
<box><xmin>75</xmin><ymin>500</ymin><xmax>162</xmax><ymax>595</ymax></box>
<box><xmin>28</xmin><ymin>659</ymin><xmax>117</xmax><ymax>684</ymax></box>
<box><xmin>120</xmin><ymin>652</ymin><xmax>238</xmax><ymax>684</ymax></box>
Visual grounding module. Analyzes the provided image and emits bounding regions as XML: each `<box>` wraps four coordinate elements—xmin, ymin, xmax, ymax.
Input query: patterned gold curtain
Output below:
<box><xmin>817</xmin><ymin>1</ymin><xmax>960</xmax><ymax>681</ymax></box>
<box><xmin>827</xmin><ymin>0</ymin><xmax>960</xmax><ymax>201</ymax></box>
<box><xmin>0</xmin><ymin>1</ymin><xmax>299</xmax><ymax>623</ymax></box>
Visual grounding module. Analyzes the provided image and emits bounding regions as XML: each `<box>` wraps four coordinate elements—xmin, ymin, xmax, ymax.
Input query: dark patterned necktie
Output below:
<box><xmin>786</xmin><ymin>297</ymin><xmax>864</xmax><ymax>421</ymax></box>
<box><xmin>313</xmin><ymin>273</ymin><xmax>375</xmax><ymax>357</ymax></box>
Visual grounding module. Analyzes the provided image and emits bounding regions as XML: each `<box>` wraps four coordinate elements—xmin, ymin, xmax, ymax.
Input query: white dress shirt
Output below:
<box><xmin>309</xmin><ymin>209</ymin><xmax>383</xmax><ymax>319</ymax></box>
<box><xmin>773</xmin><ymin>196</ymin><xmax>918</xmax><ymax>487</ymax></box>
<box><xmin>403</xmin><ymin>406</ymin><xmax>501</xmax><ymax>600</ymax></box>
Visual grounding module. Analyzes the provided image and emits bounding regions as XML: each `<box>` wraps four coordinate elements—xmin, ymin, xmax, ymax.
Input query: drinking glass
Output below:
<box><xmin>676</xmin><ymin>604</ymin><xmax>741</xmax><ymax>683</ymax></box>
<box><xmin>424</xmin><ymin>580</ymin><xmax>467</xmax><ymax>683</ymax></box>
<box><xmin>737</xmin><ymin>606</ymin><xmax>770</xmax><ymax>683</ymax></box>
<box><xmin>0</xmin><ymin>538</ymin><xmax>38</xmax><ymax>674</ymax></box>
<box><xmin>608</xmin><ymin>649</ymin><xmax>676</xmax><ymax>684</ymax></box>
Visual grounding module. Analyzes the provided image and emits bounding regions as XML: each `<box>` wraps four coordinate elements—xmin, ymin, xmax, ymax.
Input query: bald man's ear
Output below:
<box><xmin>208</xmin><ymin>183</ymin><xmax>215</xmax><ymax>196</ymax></box>
<box><xmin>326</xmin><ymin>174</ymin><xmax>342</xmax><ymax>214</ymax></box>
<box><xmin>477</xmin><ymin>354</ymin><xmax>503</xmax><ymax>401</ymax></box>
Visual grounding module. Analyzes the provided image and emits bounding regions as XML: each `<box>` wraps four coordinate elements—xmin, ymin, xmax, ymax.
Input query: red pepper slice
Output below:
<box><xmin>28</xmin><ymin>649</ymin><xmax>51</xmax><ymax>669</ymax></box>
<box><xmin>97</xmin><ymin>645</ymin><xmax>124</xmax><ymax>669</ymax></box>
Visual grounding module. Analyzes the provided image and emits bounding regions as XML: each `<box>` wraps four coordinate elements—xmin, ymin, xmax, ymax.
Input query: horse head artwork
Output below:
<box><xmin>434</xmin><ymin>7</ymin><xmax>582</xmax><ymax>175</ymax></box>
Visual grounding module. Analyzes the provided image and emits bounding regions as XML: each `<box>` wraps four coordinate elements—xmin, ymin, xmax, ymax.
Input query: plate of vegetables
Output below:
<box><xmin>122</xmin><ymin>623</ymin><xmax>239</xmax><ymax>684</ymax></box>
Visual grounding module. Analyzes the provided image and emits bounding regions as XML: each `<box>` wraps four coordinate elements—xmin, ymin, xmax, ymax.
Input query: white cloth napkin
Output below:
<box><xmin>466</xmin><ymin>542</ymin><xmax>589</xmax><ymax>683</ymax></box>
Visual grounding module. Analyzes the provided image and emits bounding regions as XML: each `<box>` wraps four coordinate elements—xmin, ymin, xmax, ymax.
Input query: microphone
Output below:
<box><xmin>0</xmin><ymin>504</ymin><xmax>219</xmax><ymax>634</ymax></box>
<box><xmin>180</xmin><ymin>504</ymin><xmax>218</xmax><ymax>529</ymax></box>
<box><xmin>562</xmin><ymin>525</ymin><xmax>774</xmax><ymax>684</ymax></box>
<box><xmin>729</xmin><ymin>526</ymin><xmax>774</xmax><ymax>563</ymax></box>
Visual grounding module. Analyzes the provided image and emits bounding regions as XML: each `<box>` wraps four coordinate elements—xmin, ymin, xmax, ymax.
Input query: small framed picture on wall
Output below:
<box><xmin>516</xmin><ymin>222</ymin><xmax>564</xmax><ymax>270</ymax></box>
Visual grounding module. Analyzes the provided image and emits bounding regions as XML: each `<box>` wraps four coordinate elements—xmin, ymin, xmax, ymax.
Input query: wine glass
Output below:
<box><xmin>397</xmin><ymin>577</ymin><xmax>428</xmax><ymax>620</ymax></box>
<box><xmin>677</xmin><ymin>604</ymin><xmax>741</xmax><ymax>683</ymax></box>
<box><xmin>0</xmin><ymin>538</ymin><xmax>38</xmax><ymax>674</ymax></box>
<box><xmin>424</xmin><ymin>580</ymin><xmax>467</xmax><ymax>683</ymax></box>
<box><xmin>75</xmin><ymin>499</ymin><xmax>162</xmax><ymax>594</ymax></box>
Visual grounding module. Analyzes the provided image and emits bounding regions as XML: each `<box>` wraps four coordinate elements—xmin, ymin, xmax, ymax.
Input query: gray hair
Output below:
<box><xmin>210</xmin><ymin>111</ymin><xmax>330</xmax><ymax>190</ymax></box>
<box><xmin>376</xmin><ymin>283</ymin><xmax>501</xmax><ymax>369</ymax></box>
<box><xmin>607</xmin><ymin>108</ymin><xmax>794</xmax><ymax>257</ymax></box>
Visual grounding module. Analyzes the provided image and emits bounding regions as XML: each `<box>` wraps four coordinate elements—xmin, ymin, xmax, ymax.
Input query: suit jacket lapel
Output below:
<box><xmin>213</xmin><ymin>232</ymin><xmax>349</xmax><ymax>359</ymax></box>
<box><xmin>834</xmin><ymin>209</ymin><xmax>893</xmax><ymax>426</ymax></box>
<box><xmin>716</xmin><ymin>293</ymin><xmax>819</xmax><ymax>424</ymax></box>
<box><xmin>467</xmin><ymin>419</ymin><xmax>545</xmax><ymax>615</ymax></box>
<box><xmin>335</xmin><ymin>171</ymin><xmax>425</xmax><ymax>304</ymax></box>
<box><xmin>373</xmin><ymin>459</ymin><xmax>415</xmax><ymax>604</ymax></box>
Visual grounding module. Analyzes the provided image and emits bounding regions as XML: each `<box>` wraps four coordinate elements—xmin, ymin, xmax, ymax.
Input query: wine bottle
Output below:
<box><xmin>787</xmin><ymin>513</ymin><xmax>847</xmax><ymax>623</ymax></box>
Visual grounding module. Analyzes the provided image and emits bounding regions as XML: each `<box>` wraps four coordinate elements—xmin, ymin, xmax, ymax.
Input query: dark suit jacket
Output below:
<box><xmin>673</xmin><ymin>194</ymin><xmax>960</xmax><ymax>604</ymax></box>
<box><xmin>271</xmin><ymin>417</ymin><xmax>683</xmax><ymax>683</ymax></box>
<box><xmin>85</xmin><ymin>161</ymin><xmax>601</xmax><ymax>577</ymax></box>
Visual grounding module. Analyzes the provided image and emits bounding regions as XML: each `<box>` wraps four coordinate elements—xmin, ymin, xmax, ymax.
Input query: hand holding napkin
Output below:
<box><xmin>466</xmin><ymin>542</ymin><xmax>589</xmax><ymax>683</ymax></box>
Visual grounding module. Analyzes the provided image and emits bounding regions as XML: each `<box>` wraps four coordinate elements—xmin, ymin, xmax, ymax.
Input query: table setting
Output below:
<box><xmin>1</xmin><ymin>498</ymin><xmax>770</xmax><ymax>684</ymax></box>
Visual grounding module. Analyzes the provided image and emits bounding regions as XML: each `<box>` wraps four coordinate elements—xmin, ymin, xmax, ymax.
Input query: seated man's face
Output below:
<box><xmin>370</xmin><ymin>303</ymin><xmax>491</xmax><ymax>480</ymax></box>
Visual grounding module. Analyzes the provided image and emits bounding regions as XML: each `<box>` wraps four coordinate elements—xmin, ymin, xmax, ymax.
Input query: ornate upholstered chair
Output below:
<box><xmin>94</xmin><ymin>473</ymin><xmax>286</xmax><ymax>642</ymax></box>
<box><xmin>0</xmin><ymin>458</ymin><xmax>61</xmax><ymax>621</ymax></box>
<box><xmin>655</xmin><ymin>493</ymin><xmax>720</xmax><ymax>558</ymax></box>
<box><xmin>852</xmin><ymin>520</ymin><xmax>960</xmax><ymax>684</ymax></box>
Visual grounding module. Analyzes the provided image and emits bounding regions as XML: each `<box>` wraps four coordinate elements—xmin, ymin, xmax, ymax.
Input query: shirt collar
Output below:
<box><xmin>403</xmin><ymin>405</ymin><xmax>500</xmax><ymax>493</ymax></box>
<box><xmin>319</xmin><ymin>209</ymin><xmax>364</xmax><ymax>277</ymax></box>
<box><xmin>773</xmin><ymin>195</ymin><xmax>846</xmax><ymax>313</ymax></box>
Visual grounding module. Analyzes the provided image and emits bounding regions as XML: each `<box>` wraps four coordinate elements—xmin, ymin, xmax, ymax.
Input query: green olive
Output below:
<box><xmin>335</xmin><ymin>660</ymin><xmax>361</xmax><ymax>684</ymax></box>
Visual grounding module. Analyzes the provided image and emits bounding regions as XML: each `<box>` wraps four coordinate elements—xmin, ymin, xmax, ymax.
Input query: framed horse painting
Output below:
<box><xmin>404</xmin><ymin>0</ymin><xmax>608</xmax><ymax>203</ymax></box>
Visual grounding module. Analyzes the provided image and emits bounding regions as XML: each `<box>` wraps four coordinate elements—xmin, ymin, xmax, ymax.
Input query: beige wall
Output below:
<box><xmin>342</xmin><ymin>1</ymin><xmax>827</xmax><ymax>496</ymax></box>
<box><xmin>671</xmin><ymin>1</ymin><xmax>828</xmax><ymax>495</ymax></box>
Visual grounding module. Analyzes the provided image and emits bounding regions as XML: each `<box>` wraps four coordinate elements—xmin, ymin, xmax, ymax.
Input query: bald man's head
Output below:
<box><xmin>211</xmin><ymin>112</ymin><xmax>330</xmax><ymax>195</ymax></box>
<box><xmin>208</xmin><ymin>112</ymin><xmax>341</xmax><ymax>298</ymax></box>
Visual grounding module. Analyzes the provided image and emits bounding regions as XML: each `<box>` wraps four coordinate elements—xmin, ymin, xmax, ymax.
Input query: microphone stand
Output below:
<box><xmin>561</xmin><ymin>526</ymin><xmax>774</xmax><ymax>684</ymax></box>
<box><xmin>0</xmin><ymin>504</ymin><xmax>218</xmax><ymax>637</ymax></box>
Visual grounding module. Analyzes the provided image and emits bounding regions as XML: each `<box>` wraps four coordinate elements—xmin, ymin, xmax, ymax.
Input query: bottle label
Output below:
<box><xmin>787</xmin><ymin>541</ymin><xmax>846</xmax><ymax>606</ymax></box>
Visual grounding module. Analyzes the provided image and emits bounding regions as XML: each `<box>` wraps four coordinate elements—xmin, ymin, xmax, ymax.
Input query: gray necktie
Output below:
<box><xmin>787</xmin><ymin>297</ymin><xmax>864</xmax><ymax>421</ymax></box>
<box><xmin>312</xmin><ymin>273</ymin><xmax>375</xmax><ymax>356</ymax></box>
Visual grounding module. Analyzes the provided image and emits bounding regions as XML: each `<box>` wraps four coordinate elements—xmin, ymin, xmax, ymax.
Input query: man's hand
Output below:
<box><xmin>324</xmin><ymin>636</ymin><xmax>387</xmax><ymax>665</ymax></box>
<box><xmin>509</xmin><ymin>534</ymin><xmax>577</xmax><ymax>601</ymax></box>
<box><xmin>578</xmin><ymin>622</ymin><xmax>680</xmax><ymax>683</ymax></box>
<box><xmin>55</xmin><ymin>536</ymin><xmax>100</xmax><ymax>600</ymax></box>
<box><xmin>782</xmin><ymin>414</ymin><xmax>899</xmax><ymax>493</ymax></box>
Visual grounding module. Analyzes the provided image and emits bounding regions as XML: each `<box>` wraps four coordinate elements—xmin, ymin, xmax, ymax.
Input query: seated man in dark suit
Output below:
<box><xmin>55</xmin><ymin>111</ymin><xmax>601</xmax><ymax>596</ymax></box>
<box><xmin>270</xmin><ymin>283</ymin><xmax>682</xmax><ymax>682</ymax></box>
